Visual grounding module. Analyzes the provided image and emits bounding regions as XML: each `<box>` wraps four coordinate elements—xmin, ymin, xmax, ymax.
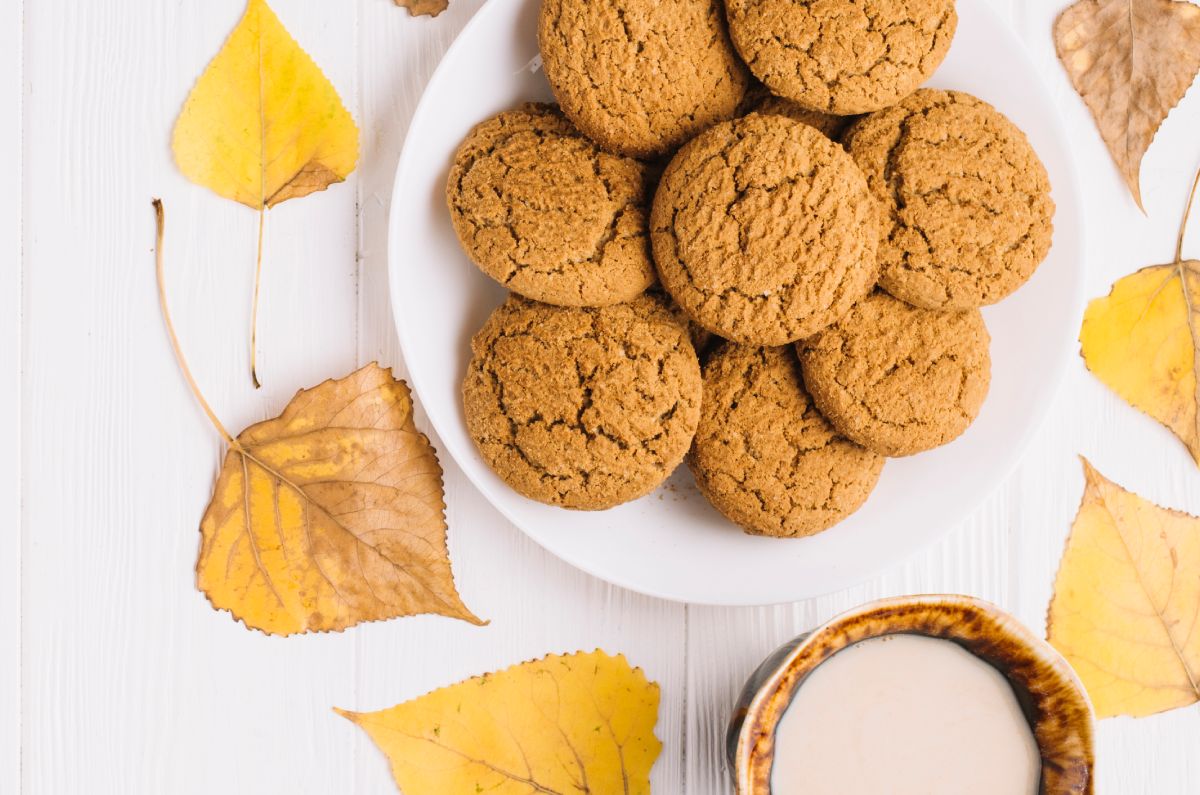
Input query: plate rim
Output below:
<box><xmin>388</xmin><ymin>0</ymin><xmax>1088</xmax><ymax>606</ymax></box>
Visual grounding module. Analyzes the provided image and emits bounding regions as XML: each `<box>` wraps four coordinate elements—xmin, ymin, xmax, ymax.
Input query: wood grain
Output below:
<box><xmin>10</xmin><ymin>0</ymin><xmax>1200</xmax><ymax>792</ymax></box>
<box><xmin>21</xmin><ymin>1</ymin><xmax>359</xmax><ymax>791</ymax></box>
<box><xmin>2</xmin><ymin>0</ymin><xmax>23</xmax><ymax>790</ymax></box>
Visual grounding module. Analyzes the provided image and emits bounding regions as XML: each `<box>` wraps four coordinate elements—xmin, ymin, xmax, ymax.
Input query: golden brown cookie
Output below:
<box><xmin>845</xmin><ymin>89</ymin><xmax>1055</xmax><ymax>310</ymax></box>
<box><xmin>797</xmin><ymin>291</ymin><xmax>991</xmax><ymax>456</ymax></box>
<box><xmin>651</xmin><ymin>113</ymin><xmax>879</xmax><ymax>345</ymax></box>
<box><xmin>538</xmin><ymin>0</ymin><xmax>749</xmax><ymax>158</ymax></box>
<box><xmin>753</xmin><ymin>94</ymin><xmax>856</xmax><ymax>141</ymax></box>
<box><xmin>726</xmin><ymin>0</ymin><xmax>957</xmax><ymax>115</ymax></box>
<box><xmin>462</xmin><ymin>295</ymin><xmax>702</xmax><ymax>510</ymax></box>
<box><xmin>447</xmin><ymin>104</ymin><xmax>656</xmax><ymax>307</ymax></box>
<box><xmin>689</xmin><ymin>344</ymin><xmax>884</xmax><ymax>537</ymax></box>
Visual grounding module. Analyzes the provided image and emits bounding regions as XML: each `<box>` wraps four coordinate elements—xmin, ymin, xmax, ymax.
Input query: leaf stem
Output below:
<box><xmin>250</xmin><ymin>205</ymin><xmax>266</xmax><ymax>389</ymax></box>
<box><xmin>1177</xmin><ymin>163</ymin><xmax>1200</xmax><ymax>264</ymax></box>
<box><xmin>153</xmin><ymin>199</ymin><xmax>237</xmax><ymax>446</ymax></box>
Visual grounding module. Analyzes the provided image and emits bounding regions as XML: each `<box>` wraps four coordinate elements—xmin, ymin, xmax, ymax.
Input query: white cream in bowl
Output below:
<box><xmin>771</xmin><ymin>633</ymin><xmax>1040</xmax><ymax>794</ymax></box>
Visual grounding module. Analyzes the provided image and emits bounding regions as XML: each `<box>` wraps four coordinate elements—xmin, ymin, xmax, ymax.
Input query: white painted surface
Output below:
<box><xmin>7</xmin><ymin>0</ymin><xmax>1200</xmax><ymax>792</ymax></box>
<box><xmin>3</xmin><ymin>2</ymin><xmax>23</xmax><ymax>793</ymax></box>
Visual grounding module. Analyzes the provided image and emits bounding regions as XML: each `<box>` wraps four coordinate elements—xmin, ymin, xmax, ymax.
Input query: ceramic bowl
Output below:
<box><xmin>727</xmin><ymin>595</ymin><xmax>1095</xmax><ymax>794</ymax></box>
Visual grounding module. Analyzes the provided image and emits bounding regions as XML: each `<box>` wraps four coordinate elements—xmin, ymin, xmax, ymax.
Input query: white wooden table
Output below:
<box><xmin>4</xmin><ymin>0</ymin><xmax>1200</xmax><ymax>792</ymax></box>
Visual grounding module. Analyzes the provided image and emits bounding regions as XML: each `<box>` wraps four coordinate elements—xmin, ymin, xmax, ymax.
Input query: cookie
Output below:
<box><xmin>651</xmin><ymin>113</ymin><xmax>879</xmax><ymax>345</ymax></box>
<box><xmin>797</xmin><ymin>291</ymin><xmax>991</xmax><ymax>457</ymax></box>
<box><xmin>689</xmin><ymin>344</ymin><xmax>884</xmax><ymax>537</ymax></box>
<box><xmin>462</xmin><ymin>294</ymin><xmax>702</xmax><ymax>510</ymax></box>
<box><xmin>845</xmin><ymin>89</ymin><xmax>1055</xmax><ymax>309</ymax></box>
<box><xmin>447</xmin><ymin>104</ymin><xmax>656</xmax><ymax>307</ymax></box>
<box><xmin>726</xmin><ymin>0</ymin><xmax>957</xmax><ymax>115</ymax></box>
<box><xmin>753</xmin><ymin>94</ymin><xmax>856</xmax><ymax>141</ymax></box>
<box><xmin>538</xmin><ymin>0</ymin><xmax>749</xmax><ymax>158</ymax></box>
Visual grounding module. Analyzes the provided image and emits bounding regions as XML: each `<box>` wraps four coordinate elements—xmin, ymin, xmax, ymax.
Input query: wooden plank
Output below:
<box><xmin>16</xmin><ymin>0</ymin><xmax>1200</xmax><ymax>791</ymax></box>
<box><xmin>351</xmin><ymin>1</ymin><xmax>687</xmax><ymax>791</ymax></box>
<box><xmin>1</xmin><ymin>0</ymin><xmax>23</xmax><ymax>790</ymax></box>
<box><xmin>20</xmin><ymin>1</ymin><xmax>360</xmax><ymax>791</ymax></box>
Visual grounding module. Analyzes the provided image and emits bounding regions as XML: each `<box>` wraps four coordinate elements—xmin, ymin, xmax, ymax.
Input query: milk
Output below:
<box><xmin>770</xmin><ymin>633</ymin><xmax>1041</xmax><ymax>794</ymax></box>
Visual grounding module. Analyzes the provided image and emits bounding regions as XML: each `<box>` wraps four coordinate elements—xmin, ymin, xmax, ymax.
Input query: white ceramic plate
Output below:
<box><xmin>389</xmin><ymin>0</ymin><xmax>1084</xmax><ymax>605</ymax></box>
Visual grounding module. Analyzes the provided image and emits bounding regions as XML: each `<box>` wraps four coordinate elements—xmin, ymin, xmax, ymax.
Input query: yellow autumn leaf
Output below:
<box><xmin>1047</xmin><ymin>458</ymin><xmax>1200</xmax><ymax>718</ymax></box>
<box><xmin>1080</xmin><ymin>168</ymin><xmax>1200</xmax><ymax>465</ymax></box>
<box><xmin>337</xmin><ymin>650</ymin><xmax>662</xmax><ymax>794</ymax></box>
<box><xmin>172</xmin><ymin>0</ymin><xmax>359</xmax><ymax>387</ymax></box>
<box><xmin>172</xmin><ymin>0</ymin><xmax>358</xmax><ymax>209</ymax></box>
<box><xmin>195</xmin><ymin>362</ymin><xmax>484</xmax><ymax>634</ymax></box>
<box><xmin>153</xmin><ymin>200</ymin><xmax>481</xmax><ymax>635</ymax></box>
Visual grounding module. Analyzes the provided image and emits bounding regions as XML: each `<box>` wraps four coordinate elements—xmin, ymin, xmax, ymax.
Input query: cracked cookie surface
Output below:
<box><xmin>689</xmin><ymin>344</ymin><xmax>883</xmax><ymax>537</ymax></box>
<box><xmin>651</xmin><ymin>113</ymin><xmax>878</xmax><ymax>345</ymax></box>
<box><xmin>462</xmin><ymin>294</ymin><xmax>702</xmax><ymax>510</ymax></box>
<box><xmin>447</xmin><ymin>104</ymin><xmax>656</xmax><ymax>307</ymax></box>
<box><xmin>538</xmin><ymin>0</ymin><xmax>749</xmax><ymax>158</ymax></box>
<box><xmin>726</xmin><ymin>0</ymin><xmax>957</xmax><ymax>115</ymax></box>
<box><xmin>846</xmin><ymin>89</ymin><xmax>1055</xmax><ymax>309</ymax></box>
<box><xmin>797</xmin><ymin>291</ymin><xmax>990</xmax><ymax>456</ymax></box>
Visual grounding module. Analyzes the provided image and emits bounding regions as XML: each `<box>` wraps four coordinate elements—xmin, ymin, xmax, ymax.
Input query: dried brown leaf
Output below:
<box><xmin>394</xmin><ymin>0</ymin><xmax>448</xmax><ymax>18</ymax></box>
<box><xmin>1054</xmin><ymin>0</ymin><xmax>1200</xmax><ymax>209</ymax></box>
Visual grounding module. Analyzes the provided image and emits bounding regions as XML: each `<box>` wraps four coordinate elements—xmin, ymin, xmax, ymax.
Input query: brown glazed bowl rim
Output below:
<box><xmin>732</xmin><ymin>594</ymin><xmax>1095</xmax><ymax>794</ymax></box>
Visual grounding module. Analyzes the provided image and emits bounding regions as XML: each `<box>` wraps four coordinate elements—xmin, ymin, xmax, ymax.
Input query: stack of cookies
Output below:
<box><xmin>452</xmin><ymin>0</ymin><xmax>1054</xmax><ymax>539</ymax></box>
